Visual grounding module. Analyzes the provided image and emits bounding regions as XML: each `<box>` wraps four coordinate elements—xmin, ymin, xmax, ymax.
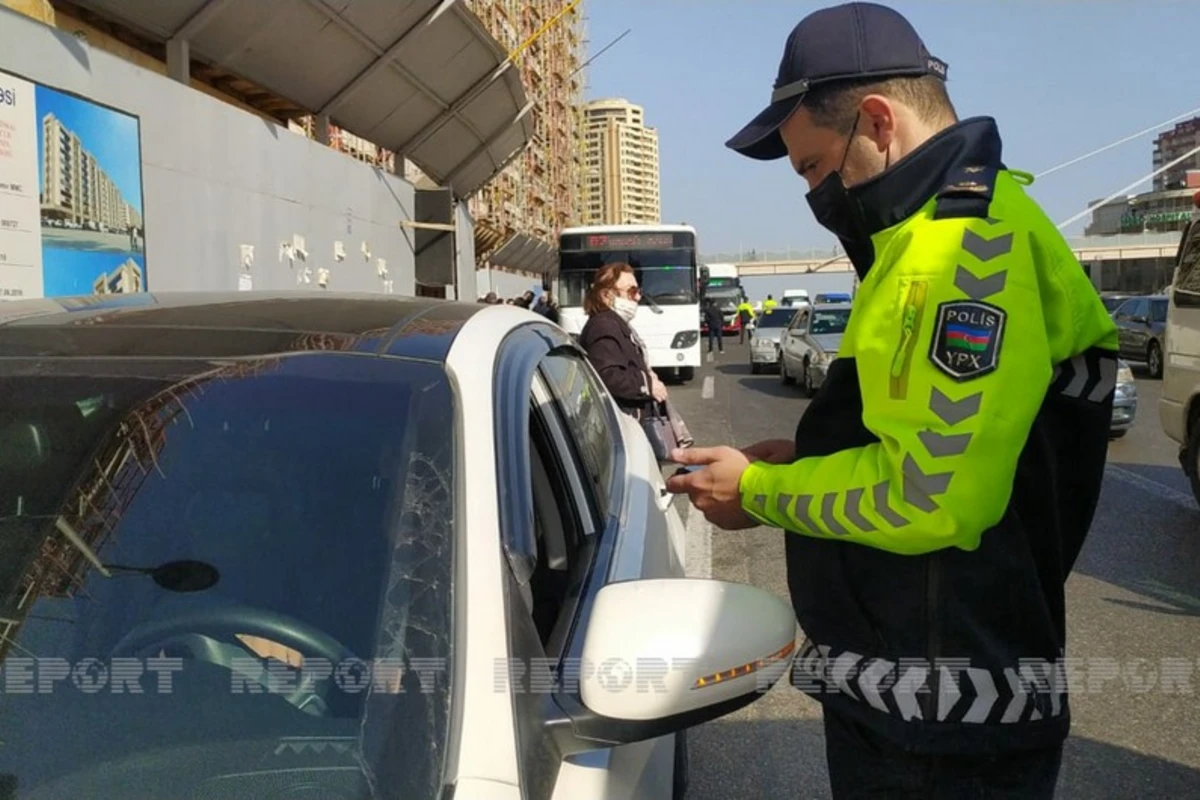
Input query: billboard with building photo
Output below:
<box><xmin>0</xmin><ymin>67</ymin><xmax>146</xmax><ymax>300</ymax></box>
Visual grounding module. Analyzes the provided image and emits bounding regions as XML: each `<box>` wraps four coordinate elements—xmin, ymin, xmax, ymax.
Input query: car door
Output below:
<box><xmin>1130</xmin><ymin>297</ymin><xmax>1153</xmax><ymax>356</ymax></box>
<box><xmin>492</xmin><ymin>325</ymin><xmax>679</xmax><ymax>800</ymax></box>
<box><xmin>1112</xmin><ymin>298</ymin><xmax>1140</xmax><ymax>357</ymax></box>
<box><xmin>782</xmin><ymin>308</ymin><xmax>808</xmax><ymax>373</ymax></box>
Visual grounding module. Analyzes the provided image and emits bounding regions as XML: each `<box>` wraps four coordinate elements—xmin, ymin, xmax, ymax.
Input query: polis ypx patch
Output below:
<box><xmin>929</xmin><ymin>300</ymin><xmax>1005</xmax><ymax>380</ymax></box>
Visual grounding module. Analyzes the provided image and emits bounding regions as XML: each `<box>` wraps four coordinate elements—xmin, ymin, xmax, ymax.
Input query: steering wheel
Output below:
<box><xmin>111</xmin><ymin>603</ymin><xmax>360</xmax><ymax>717</ymax></box>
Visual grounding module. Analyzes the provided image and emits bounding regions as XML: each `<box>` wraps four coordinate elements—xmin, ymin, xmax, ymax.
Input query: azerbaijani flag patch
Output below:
<box><xmin>929</xmin><ymin>300</ymin><xmax>1005</xmax><ymax>380</ymax></box>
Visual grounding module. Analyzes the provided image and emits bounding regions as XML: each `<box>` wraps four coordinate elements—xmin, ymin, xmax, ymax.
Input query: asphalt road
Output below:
<box><xmin>663</xmin><ymin>340</ymin><xmax>1200</xmax><ymax>799</ymax></box>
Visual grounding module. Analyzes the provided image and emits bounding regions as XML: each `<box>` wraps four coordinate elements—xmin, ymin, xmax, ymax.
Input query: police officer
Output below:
<box><xmin>667</xmin><ymin>3</ymin><xmax>1119</xmax><ymax>797</ymax></box>
<box><xmin>736</xmin><ymin>297</ymin><xmax>756</xmax><ymax>343</ymax></box>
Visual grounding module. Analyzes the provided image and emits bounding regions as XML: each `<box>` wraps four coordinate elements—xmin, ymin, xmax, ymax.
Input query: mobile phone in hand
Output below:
<box><xmin>672</xmin><ymin>464</ymin><xmax>705</xmax><ymax>478</ymax></box>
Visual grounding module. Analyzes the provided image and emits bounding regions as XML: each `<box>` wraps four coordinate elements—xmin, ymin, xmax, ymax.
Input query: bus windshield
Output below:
<box><xmin>559</xmin><ymin>249</ymin><xmax>698</xmax><ymax>307</ymax></box>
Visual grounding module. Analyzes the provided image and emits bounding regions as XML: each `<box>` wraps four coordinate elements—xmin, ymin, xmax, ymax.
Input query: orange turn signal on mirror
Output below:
<box><xmin>691</xmin><ymin>640</ymin><xmax>796</xmax><ymax>690</ymax></box>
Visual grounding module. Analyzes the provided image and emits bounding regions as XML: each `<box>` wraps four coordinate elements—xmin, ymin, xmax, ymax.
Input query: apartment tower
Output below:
<box><xmin>582</xmin><ymin>98</ymin><xmax>661</xmax><ymax>225</ymax></box>
<box><xmin>1153</xmin><ymin>117</ymin><xmax>1200</xmax><ymax>192</ymax></box>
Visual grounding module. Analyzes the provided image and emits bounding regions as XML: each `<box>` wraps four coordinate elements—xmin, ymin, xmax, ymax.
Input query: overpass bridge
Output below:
<box><xmin>705</xmin><ymin>232</ymin><xmax>1182</xmax><ymax>276</ymax></box>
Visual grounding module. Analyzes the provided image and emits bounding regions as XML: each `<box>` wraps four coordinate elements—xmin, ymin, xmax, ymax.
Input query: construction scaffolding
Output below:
<box><xmin>465</xmin><ymin>0</ymin><xmax>586</xmax><ymax>268</ymax></box>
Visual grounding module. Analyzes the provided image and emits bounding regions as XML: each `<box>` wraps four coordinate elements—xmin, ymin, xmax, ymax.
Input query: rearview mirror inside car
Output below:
<box><xmin>550</xmin><ymin>578</ymin><xmax>796</xmax><ymax>752</ymax></box>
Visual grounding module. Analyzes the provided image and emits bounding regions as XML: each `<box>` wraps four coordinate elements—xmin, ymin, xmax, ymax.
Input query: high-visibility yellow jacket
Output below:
<box><xmin>738</xmin><ymin>117</ymin><xmax>1118</xmax><ymax>755</ymax></box>
<box><xmin>740</xmin><ymin>176</ymin><xmax>1117</xmax><ymax>552</ymax></box>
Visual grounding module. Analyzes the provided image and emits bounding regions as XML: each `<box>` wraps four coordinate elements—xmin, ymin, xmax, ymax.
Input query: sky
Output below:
<box><xmin>582</xmin><ymin>0</ymin><xmax>1200</xmax><ymax>256</ymax></box>
<box><xmin>36</xmin><ymin>84</ymin><xmax>144</xmax><ymax>213</ymax></box>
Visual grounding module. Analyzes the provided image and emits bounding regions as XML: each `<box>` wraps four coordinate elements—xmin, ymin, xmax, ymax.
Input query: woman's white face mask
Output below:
<box><xmin>612</xmin><ymin>296</ymin><xmax>639</xmax><ymax>321</ymax></box>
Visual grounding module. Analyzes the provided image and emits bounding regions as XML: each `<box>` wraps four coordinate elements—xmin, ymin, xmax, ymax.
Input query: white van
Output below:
<box><xmin>1158</xmin><ymin>206</ymin><xmax>1200</xmax><ymax>506</ymax></box>
<box><xmin>781</xmin><ymin>289</ymin><xmax>810</xmax><ymax>308</ymax></box>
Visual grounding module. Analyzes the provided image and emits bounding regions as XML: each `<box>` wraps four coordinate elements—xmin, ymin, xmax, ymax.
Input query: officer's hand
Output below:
<box><xmin>664</xmin><ymin>446</ymin><xmax>757</xmax><ymax>530</ymax></box>
<box><xmin>741</xmin><ymin>438</ymin><xmax>796</xmax><ymax>464</ymax></box>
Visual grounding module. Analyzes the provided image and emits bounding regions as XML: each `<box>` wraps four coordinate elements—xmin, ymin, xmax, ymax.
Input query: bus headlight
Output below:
<box><xmin>672</xmin><ymin>330</ymin><xmax>699</xmax><ymax>349</ymax></box>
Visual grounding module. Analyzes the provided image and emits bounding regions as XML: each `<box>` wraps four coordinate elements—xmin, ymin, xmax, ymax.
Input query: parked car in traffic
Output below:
<box><xmin>1112</xmin><ymin>294</ymin><xmax>1169</xmax><ymax>378</ymax></box>
<box><xmin>813</xmin><ymin>292</ymin><xmax>852</xmax><ymax>304</ymax></box>
<box><xmin>0</xmin><ymin>292</ymin><xmax>797</xmax><ymax>800</ymax></box>
<box><xmin>780</xmin><ymin>289</ymin><xmax>810</xmax><ymax>308</ymax></box>
<box><xmin>1158</xmin><ymin>212</ymin><xmax>1200</xmax><ymax>507</ymax></box>
<box><xmin>748</xmin><ymin>307</ymin><xmax>796</xmax><ymax>374</ymax></box>
<box><xmin>780</xmin><ymin>302</ymin><xmax>852</xmax><ymax>396</ymax></box>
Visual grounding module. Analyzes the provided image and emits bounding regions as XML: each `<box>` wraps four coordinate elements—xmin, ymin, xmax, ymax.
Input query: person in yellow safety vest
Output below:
<box><xmin>762</xmin><ymin>294</ymin><xmax>778</xmax><ymax>313</ymax></box>
<box><xmin>736</xmin><ymin>298</ymin><xmax>756</xmax><ymax>343</ymax></box>
<box><xmin>667</xmin><ymin>4</ymin><xmax>1118</xmax><ymax>798</ymax></box>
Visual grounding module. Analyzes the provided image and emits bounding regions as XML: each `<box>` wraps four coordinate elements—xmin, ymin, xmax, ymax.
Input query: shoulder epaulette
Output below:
<box><xmin>933</xmin><ymin>163</ymin><xmax>1000</xmax><ymax>220</ymax></box>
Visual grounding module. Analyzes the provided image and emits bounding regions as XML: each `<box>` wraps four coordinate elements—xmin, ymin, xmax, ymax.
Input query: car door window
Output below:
<box><xmin>505</xmin><ymin>367</ymin><xmax>617</xmax><ymax>800</ymax></box>
<box><xmin>1120</xmin><ymin>298</ymin><xmax>1144</xmax><ymax>321</ymax></box>
<box><xmin>1151</xmin><ymin>299</ymin><xmax>1168</xmax><ymax>324</ymax></box>
<box><xmin>538</xmin><ymin>352</ymin><xmax>615</xmax><ymax>522</ymax></box>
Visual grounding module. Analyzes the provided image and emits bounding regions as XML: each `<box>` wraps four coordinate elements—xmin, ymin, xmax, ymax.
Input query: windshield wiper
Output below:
<box><xmin>642</xmin><ymin>294</ymin><xmax>665</xmax><ymax>314</ymax></box>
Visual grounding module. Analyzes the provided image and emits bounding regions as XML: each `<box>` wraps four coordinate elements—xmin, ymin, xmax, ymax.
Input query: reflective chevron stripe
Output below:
<box><xmin>954</xmin><ymin>264</ymin><xmax>1007</xmax><ymax>300</ymax></box>
<box><xmin>1053</xmin><ymin>351</ymin><xmax>1118</xmax><ymax>402</ymax></box>
<box><xmin>791</xmin><ymin>639</ymin><xmax>1068</xmax><ymax>725</ymax></box>
<box><xmin>961</xmin><ymin>228</ymin><xmax>1014</xmax><ymax>262</ymax></box>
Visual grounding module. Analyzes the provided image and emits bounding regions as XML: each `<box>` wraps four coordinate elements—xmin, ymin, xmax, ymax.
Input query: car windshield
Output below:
<box><xmin>1101</xmin><ymin>296</ymin><xmax>1128</xmax><ymax>313</ymax></box>
<box><xmin>0</xmin><ymin>353</ymin><xmax>455</xmax><ymax>799</ymax></box>
<box><xmin>559</xmin><ymin>250</ymin><xmax>698</xmax><ymax>306</ymax></box>
<box><xmin>810</xmin><ymin>309</ymin><xmax>851</xmax><ymax>335</ymax></box>
<box><xmin>705</xmin><ymin>289</ymin><xmax>742</xmax><ymax>310</ymax></box>
<box><xmin>756</xmin><ymin>310</ymin><xmax>792</xmax><ymax>328</ymax></box>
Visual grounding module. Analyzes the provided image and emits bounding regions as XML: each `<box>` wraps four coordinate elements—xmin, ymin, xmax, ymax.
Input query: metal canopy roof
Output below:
<box><xmin>72</xmin><ymin>0</ymin><xmax>533</xmax><ymax>198</ymax></box>
<box><xmin>490</xmin><ymin>233</ymin><xmax>556</xmax><ymax>275</ymax></box>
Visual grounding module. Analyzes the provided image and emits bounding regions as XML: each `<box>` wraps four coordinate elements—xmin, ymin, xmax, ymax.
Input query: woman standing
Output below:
<box><xmin>578</xmin><ymin>263</ymin><xmax>667</xmax><ymax>420</ymax></box>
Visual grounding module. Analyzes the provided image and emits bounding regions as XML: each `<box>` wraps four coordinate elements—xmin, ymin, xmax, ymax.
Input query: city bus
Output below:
<box><xmin>555</xmin><ymin>224</ymin><xmax>701</xmax><ymax>381</ymax></box>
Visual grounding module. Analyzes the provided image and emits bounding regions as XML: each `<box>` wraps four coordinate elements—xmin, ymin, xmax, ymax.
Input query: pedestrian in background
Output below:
<box><xmin>736</xmin><ymin>296</ymin><xmax>755</xmax><ymax>343</ymax></box>
<box><xmin>667</xmin><ymin>3</ymin><xmax>1118</xmax><ymax>797</ymax></box>
<box><xmin>703</xmin><ymin>297</ymin><xmax>725</xmax><ymax>354</ymax></box>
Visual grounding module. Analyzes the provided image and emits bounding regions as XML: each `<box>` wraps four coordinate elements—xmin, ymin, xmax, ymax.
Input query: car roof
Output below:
<box><xmin>0</xmin><ymin>291</ymin><xmax>487</xmax><ymax>363</ymax></box>
<box><xmin>812</xmin><ymin>302</ymin><xmax>853</xmax><ymax>311</ymax></box>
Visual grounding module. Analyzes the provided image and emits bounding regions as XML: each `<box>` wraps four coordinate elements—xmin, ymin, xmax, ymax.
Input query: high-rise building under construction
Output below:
<box><xmin>463</xmin><ymin>0</ymin><xmax>586</xmax><ymax>262</ymax></box>
<box><xmin>308</xmin><ymin>0</ymin><xmax>588</xmax><ymax>268</ymax></box>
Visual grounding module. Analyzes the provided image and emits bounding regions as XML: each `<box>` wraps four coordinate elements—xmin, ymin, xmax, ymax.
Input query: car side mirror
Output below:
<box><xmin>550</xmin><ymin>578</ymin><xmax>796</xmax><ymax>753</ymax></box>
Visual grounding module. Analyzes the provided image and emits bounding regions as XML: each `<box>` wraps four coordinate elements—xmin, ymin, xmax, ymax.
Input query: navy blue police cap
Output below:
<box><xmin>726</xmin><ymin>2</ymin><xmax>948</xmax><ymax>161</ymax></box>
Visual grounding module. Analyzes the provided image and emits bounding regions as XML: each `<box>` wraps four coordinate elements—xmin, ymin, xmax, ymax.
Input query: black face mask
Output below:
<box><xmin>804</xmin><ymin>112</ymin><xmax>881</xmax><ymax>278</ymax></box>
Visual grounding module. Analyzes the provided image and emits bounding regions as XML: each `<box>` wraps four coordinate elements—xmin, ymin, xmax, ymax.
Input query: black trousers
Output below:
<box><xmin>707</xmin><ymin>328</ymin><xmax>722</xmax><ymax>352</ymax></box>
<box><xmin>823</xmin><ymin>708</ymin><xmax>1063</xmax><ymax>799</ymax></box>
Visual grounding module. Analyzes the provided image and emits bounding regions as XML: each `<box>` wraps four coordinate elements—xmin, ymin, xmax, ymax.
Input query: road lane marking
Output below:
<box><xmin>707</xmin><ymin>351</ymin><xmax>713</xmax><ymax>363</ymax></box>
<box><xmin>684</xmin><ymin>501</ymin><xmax>712</xmax><ymax>578</ymax></box>
<box><xmin>701</xmin><ymin>375</ymin><xmax>714</xmax><ymax>400</ymax></box>
<box><xmin>1105</xmin><ymin>465</ymin><xmax>1198</xmax><ymax>511</ymax></box>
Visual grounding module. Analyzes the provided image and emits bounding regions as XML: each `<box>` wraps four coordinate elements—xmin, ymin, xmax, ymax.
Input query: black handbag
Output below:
<box><xmin>640</xmin><ymin>401</ymin><xmax>676</xmax><ymax>461</ymax></box>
